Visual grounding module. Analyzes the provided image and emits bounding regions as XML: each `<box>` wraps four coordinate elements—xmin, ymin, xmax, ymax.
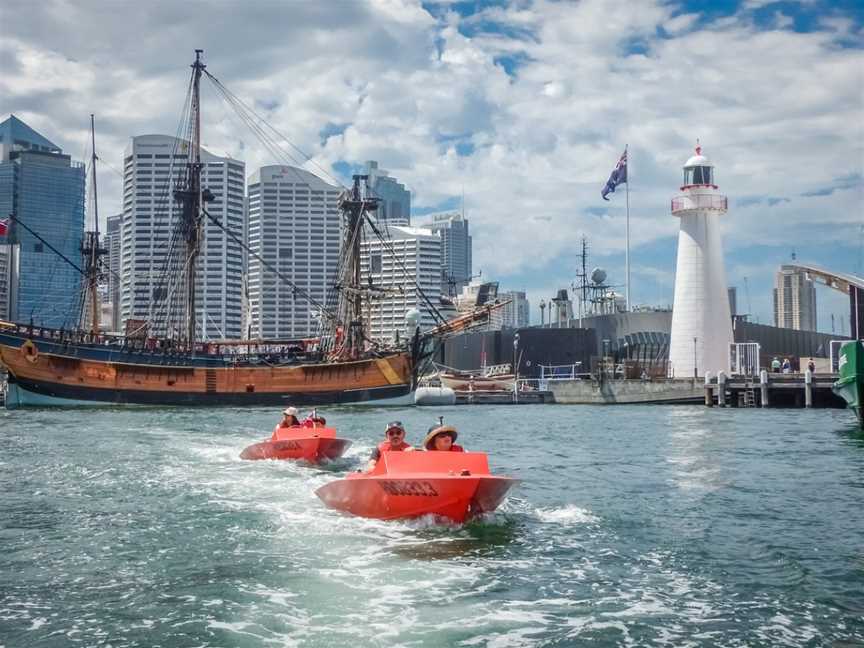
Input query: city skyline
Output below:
<box><xmin>1</xmin><ymin>0</ymin><xmax>861</xmax><ymax>332</ymax></box>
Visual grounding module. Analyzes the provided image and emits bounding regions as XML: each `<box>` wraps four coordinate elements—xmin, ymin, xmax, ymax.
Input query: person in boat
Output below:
<box><xmin>366</xmin><ymin>421</ymin><xmax>413</xmax><ymax>470</ymax></box>
<box><xmin>278</xmin><ymin>407</ymin><xmax>301</xmax><ymax>428</ymax></box>
<box><xmin>302</xmin><ymin>412</ymin><xmax>327</xmax><ymax>428</ymax></box>
<box><xmin>423</xmin><ymin>424</ymin><xmax>465</xmax><ymax>452</ymax></box>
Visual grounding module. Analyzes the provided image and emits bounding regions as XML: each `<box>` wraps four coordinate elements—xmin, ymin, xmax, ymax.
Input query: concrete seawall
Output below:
<box><xmin>550</xmin><ymin>378</ymin><xmax>703</xmax><ymax>404</ymax></box>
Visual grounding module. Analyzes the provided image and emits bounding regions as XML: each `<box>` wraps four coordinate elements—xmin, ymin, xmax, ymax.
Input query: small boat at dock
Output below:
<box><xmin>315</xmin><ymin>450</ymin><xmax>518</xmax><ymax>523</ymax></box>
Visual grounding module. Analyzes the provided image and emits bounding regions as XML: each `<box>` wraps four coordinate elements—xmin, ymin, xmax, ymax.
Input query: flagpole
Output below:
<box><xmin>625</xmin><ymin>144</ymin><xmax>630</xmax><ymax>312</ymax></box>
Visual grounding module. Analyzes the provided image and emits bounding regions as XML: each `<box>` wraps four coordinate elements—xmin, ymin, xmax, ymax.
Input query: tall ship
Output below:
<box><xmin>0</xmin><ymin>51</ymin><xmax>493</xmax><ymax>407</ymax></box>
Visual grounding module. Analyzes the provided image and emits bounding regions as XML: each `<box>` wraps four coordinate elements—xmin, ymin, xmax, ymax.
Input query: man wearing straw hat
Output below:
<box><xmin>423</xmin><ymin>424</ymin><xmax>465</xmax><ymax>452</ymax></box>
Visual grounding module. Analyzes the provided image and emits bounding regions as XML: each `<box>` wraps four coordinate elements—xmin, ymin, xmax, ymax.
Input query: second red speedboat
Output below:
<box><xmin>240</xmin><ymin>424</ymin><xmax>351</xmax><ymax>463</ymax></box>
<box><xmin>315</xmin><ymin>450</ymin><xmax>518</xmax><ymax>523</ymax></box>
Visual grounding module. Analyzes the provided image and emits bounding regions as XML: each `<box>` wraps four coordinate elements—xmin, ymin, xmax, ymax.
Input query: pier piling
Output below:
<box><xmin>804</xmin><ymin>370</ymin><xmax>813</xmax><ymax>408</ymax></box>
<box><xmin>717</xmin><ymin>371</ymin><xmax>727</xmax><ymax>407</ymax></box>
<box><xmin>760</xmin><ymin>370</ymin><xmax>769</xmax><ymax>408</ymax></box>
<box><xmin>704</xmin><ymin>372</ymin><xmax>713</xmax><ymax>407</ymax></box>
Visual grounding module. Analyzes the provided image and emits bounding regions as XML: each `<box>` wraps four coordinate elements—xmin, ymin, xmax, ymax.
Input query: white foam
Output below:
<box><xmin>534</xmin><ymin>504</ymin><xmax>598</xmax><ymax>525</ymax></box>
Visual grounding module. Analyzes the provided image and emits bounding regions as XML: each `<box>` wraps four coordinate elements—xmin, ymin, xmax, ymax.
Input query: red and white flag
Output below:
<box><xmin>0</xmin><ymin>218</ymin><xmax>8</xmax><ymax>237</ymax></box>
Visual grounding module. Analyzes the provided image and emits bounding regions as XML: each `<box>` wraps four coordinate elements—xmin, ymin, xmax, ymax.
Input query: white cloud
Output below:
<box><xmin>1</xmin><ymin>0</ymin><xmax>862</xmax><ymax>330</ymax></box>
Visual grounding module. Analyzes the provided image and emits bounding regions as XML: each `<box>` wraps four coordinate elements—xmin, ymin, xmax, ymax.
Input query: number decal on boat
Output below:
<box><xmin>274</xmin><ymin>440</ymin><xmax>302</xmax><ymax>450</ymax></box>
<box><xmin>378</xmin><ymin>480</ymin><xmax>439</xmax><ymax>497</ymax></box>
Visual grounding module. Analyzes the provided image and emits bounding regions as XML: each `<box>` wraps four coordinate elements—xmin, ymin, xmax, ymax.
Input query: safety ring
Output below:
<box><xmin>21</xmin><ymin>339</ymin><xmax>39</xmax><ymax>363</ymax></box>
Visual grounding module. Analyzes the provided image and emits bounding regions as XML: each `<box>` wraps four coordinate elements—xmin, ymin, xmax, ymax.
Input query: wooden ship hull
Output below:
<box><xmin>0</xmin><ymin>325</ymin><xmax>413</xmax><ymax>408</ymax></box>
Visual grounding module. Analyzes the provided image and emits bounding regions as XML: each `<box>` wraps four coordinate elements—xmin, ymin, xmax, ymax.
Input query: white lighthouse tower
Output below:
<box><xmin>668</xmin><ymin>143</ymin><xmax>733</xmax><ymax>378</ymax></box>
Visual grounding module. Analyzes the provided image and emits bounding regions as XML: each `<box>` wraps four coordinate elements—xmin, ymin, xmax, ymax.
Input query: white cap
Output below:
<box><xmin>283</xmin><ymin>407</ymin><xmax>298</xmax><ymax>416</ymax></box>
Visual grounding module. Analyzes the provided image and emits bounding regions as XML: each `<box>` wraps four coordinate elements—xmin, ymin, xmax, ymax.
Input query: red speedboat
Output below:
<box><xmin>240</xmin><ymin>424</ymin><xmax>351</xmax><ymax>463</ymax></box>
<box><xmin>315</xmin><ymin>450</ymin><xmax>518</xmax><ymax>523</ymax></box>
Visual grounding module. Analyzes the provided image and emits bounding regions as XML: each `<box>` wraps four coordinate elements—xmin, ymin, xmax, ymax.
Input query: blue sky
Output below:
<box><xmin>1</xmin><ymin>0</ymin><xmax>862</xmax><ymax>332</ymax></box>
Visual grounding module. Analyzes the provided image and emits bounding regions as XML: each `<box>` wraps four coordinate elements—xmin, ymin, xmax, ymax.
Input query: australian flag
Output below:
<box><xmin>601</xmin><ymin>149</ymin><xmax>627</xmax><ymax>200</ymax></box>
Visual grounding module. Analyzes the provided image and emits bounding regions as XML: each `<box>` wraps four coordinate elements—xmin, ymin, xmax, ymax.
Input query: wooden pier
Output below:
<box><xmin>703</xmin><ymin>371</ymin><xmax>844</xmax><ymax>408</ymax></box>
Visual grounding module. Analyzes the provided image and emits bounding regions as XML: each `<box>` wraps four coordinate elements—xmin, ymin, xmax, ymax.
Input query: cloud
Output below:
<box><xmin>0</xmin><ymin>0</ymin><xmax>862</xmax><ymax>331</ymax></box>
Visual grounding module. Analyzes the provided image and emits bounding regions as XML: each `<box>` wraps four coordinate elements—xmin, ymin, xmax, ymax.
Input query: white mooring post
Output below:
<box><xmin>804</xmin><ymin>369</ymin><xmax>813</xmax><ymax>408</ymax></box>
<box><xmin>717</xmin><ymin>370</ymin><xmax>727</xmax><ymax>407</ymax></box>
<box><xmin>704</xmin><ymin>371</ymin><xmax>713</xmax><ymax>407</ymax></box>
<box><xmin>760</xmin><ymin>369</ymin><xmax>769</xmax><ymax>408</ymax></box>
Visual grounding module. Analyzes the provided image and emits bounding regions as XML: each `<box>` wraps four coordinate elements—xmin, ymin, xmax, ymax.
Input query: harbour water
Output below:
<box><xmin>1</xmin><ymin>405</ymin><xmax>862</xmax><ymax>647</ymax></box>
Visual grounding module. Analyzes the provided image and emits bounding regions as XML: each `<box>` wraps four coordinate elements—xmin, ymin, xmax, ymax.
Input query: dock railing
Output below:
<box><xmin>730</xmin><ymin>342</ymin><xmax>760</xmax><ymax>376</ymax></box>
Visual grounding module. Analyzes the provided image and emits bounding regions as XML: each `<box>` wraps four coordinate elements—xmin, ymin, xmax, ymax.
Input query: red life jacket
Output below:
<box><xmin>450</xmin><ymin>444</ymin><xmax>465</xmax><ymax>452</ymax></box>
<box><xmin>377</xmin><ymin>439</ymin><xmax>411</xmax><ymax>453</ymax></box>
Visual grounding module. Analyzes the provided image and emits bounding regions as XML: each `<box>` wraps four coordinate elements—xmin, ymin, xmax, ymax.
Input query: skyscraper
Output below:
<box><xmin>246</xmin><ymin>165</ymin><xmax>342</xmax><ymax>339</ymax></box>
<box><xmin>361</xmin><ymin>225</ymin><xmax>442</xmax><ymax>341</ymax></box>
<box><xmin>774</xmin><ymin>265</ymin><xmax>817</xmax><ymax>331</ymax></box>
<box><xmin>430</xmin><ymin>212</ymin><xmax>472</xmax><ymax>294</ymax></box>
<box><xmin>366</xmin><ymin>161</ymin><xmax>410</xmax><ymax>224</ymax></box>
<box><xmin>499</xmin><ymin>290</ymin><xmax>530</xmax><ymax>329</ymax></box>
<box><xmin>0</xmin><ymin>115</ymin><xmax>85</xmax><ymax>328</ymax></box>
<box><xmin>120</xmin><ymin>135</ymin><xmax>245</xmax><ymax>340</ymax></box>
<box><xmin>105</xmin><ymin>214</ymin><xmax>122</xmax><ymax>332</ymax></box>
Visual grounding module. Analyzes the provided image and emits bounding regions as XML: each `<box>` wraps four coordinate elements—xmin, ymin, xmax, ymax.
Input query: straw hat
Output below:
<box><xmin>282</xmin><ymin>407</ymin><xmax>298</xmax><ymax>417</ymax></box>
<box><xmin>423</xmin><ymin>425</ymin><xmax>458</xmax><ymax>449</ymax></box>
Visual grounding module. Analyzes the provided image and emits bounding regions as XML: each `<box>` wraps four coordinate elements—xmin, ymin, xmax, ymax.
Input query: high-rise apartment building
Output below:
<box><xmin>430</xmin><ymin>212</ymin><xmax>472</xmax><ymax>294</ymax></box>
<box><xmin>246</xmin><ymin>165</ymin><xmax>342</xmax><ymax>339</ymax></box>
<box><xmin>499</xmin><ymin>290</ymin><xmax>530</xmax><ymax>329</ymax></box>
<box><xmin>105</xmin><ymin>214</ymin><xmax>122</xmax><ymax>332</ymax></box>
<box><xmin>366</xmin><ymin>161</ymin><xmax>410</xmax><ymax>224</ymax></box>
<box><xmin>120</xmin><ymin>135</ymin><xmax>245</xmax><ymax>340</ymax></box>
<box><xmin>774</xmin><ymin>265</ymin><xmax>817</xmax><ymax>331</ymax></box>
<box><xmin>361</xmin><ymin>225</ymin><xmax>442</xmax><ymax>341</ymax></box>
<box><xmin>0</xmin><ymin>115</ymin><xmax>85</xmax><ymax>328</ymax></box>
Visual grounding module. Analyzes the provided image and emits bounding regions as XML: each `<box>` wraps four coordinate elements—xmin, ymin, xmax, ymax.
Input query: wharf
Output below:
<box><xmin>704</xmin><ymin>372</ymin><xmax>844</xmax><ymax>408</ymax></box>
<box><xmin>454</xmin><ymin>389</ymin><xmax>555</xmax><ymax>405</ymax></box>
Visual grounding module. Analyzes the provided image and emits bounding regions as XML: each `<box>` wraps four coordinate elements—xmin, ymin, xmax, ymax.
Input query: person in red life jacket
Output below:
<box><xmin>366</xmin><ymin>421</ymin><xmax>413</xmax><ymax>470</ymax></box>
<box><xmin>423</xmin><ymin>425</ymin><xmax>465</xmax><ymax>452</ymax></box>
<box><xmin>302</xmin><ymin>412</ymin><xmax>327</xmax><ymax>428</ymax></box>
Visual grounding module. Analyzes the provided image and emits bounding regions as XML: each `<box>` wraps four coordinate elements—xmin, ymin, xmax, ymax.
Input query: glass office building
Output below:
<box><xmin>0</xmin><ymin>116</ymin><xmax>85</xmax><ymax>328</ymax></box>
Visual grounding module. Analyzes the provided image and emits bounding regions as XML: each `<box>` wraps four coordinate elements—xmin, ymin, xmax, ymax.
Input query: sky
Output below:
<box><xmin>1</xmin><ymin>0</ymin><xmax>862</xmax><ymax>332</ymax></box>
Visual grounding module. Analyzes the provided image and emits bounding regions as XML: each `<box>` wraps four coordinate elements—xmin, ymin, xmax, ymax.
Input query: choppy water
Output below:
<box><xmin>1</xmin><ymin>404</ymin><xmax>862</xmax><ymax>647</ymax></box>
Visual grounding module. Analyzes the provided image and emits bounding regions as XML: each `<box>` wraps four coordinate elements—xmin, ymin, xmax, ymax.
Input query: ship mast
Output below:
<box><xmin>173</xmin><ymin>49</ymin><xmax>212</xmax><ymax>349</ymax></box>
<box><xmin>81</xmin><ymin>114</ymin><xmax>106</xmax><ymax>334</ymax></box>
<box><xmin>334</xmin><ymin>174</ymin><xmax>379</xmax><ymax>358</ymax></box>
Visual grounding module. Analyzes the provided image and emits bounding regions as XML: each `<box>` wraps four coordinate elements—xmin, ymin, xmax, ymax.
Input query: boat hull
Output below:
<box><xmin>0</xmin><ymin>327</ymin><xmax>413</xmax><ymax>408</ymax></box>
<box><xmin>439</xmin><ymin>374</ymin><xmax>514</xmax><ymax>392</ymax></box>
<box><xmin>241</xmin><ymin>436</ymin><xmax>351</xmax><ymax>462</ymax></box>
<box><xmin>832</xmin><ymin>340</ymin><xmax>864</xmax><ymax>427</ymax></box>
<box><xmin>315</xmin><ymin>451</ymin><xmax>518</xmax><ymax>523</ymax></box>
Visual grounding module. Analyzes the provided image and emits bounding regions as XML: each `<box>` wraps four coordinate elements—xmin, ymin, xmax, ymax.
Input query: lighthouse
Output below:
<box><xmin>668</xmin><ymin>143</ymin><xmax>734</xmax><ymax>378</ymax></box>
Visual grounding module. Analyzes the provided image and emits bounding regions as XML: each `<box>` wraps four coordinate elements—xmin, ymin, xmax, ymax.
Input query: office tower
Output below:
<box><xmin>430</xmin><ymin>212</ymin><xmax>472</xmax><ymax>295</ymax></box>
<box><xmin>774</xmin><ymin>265</ymin><xmax>817</xmax><ymax>331</ymax></box>
<box><xmin>668</xmin><ymin>144</ymin><xmax>733</xmax><ymax>377</ymax></box>
<box><xmin>120</xmin><ymin>135</ymin><xmax>245</xmax><ymax>339</ymax></box>
<box><xmin>499</xmin><ymin>290</ymin><xmax>530</xmax><ymax>329</ymax></box>
<box><xmin>246</xmin><ymin>165</ymin><xmax>342</xmax><ymax>339</ymax></box>
<box><xmin>361</xmin><ymin>224</ymin><xmax>442</xmax><ymax>341</ymax></box>
<box><xmin>0</xmin><ymin>115</ymin><xmax>85</xmax><ymax>328</ymax></box>
<box><xmin>727</xmin><ymin>286</ymin><xmax>737</xmax><ymax>317</ymax></box>
<box><xmin>0</xmin><ymin>243</ymin><xmax>10</xmax><ymax>320</ymax></box>
<box><xmin>365</xmin><ymin>161</ymin><xmax>410</xmax><ymax>224</ymax></box>
<box><xmin>105</xmin><ymin>214</ymin><xmax>122</xmax><ymax>332</ymax></box>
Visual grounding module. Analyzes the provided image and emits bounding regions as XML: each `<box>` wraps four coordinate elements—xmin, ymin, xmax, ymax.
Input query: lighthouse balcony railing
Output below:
<box><xmin>671</xmin><ymin>194</ymin><xmax>728</xmax><ymax>214</ymax></box>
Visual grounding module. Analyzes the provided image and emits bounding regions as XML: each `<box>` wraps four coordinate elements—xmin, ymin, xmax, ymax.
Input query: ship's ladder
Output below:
<box><xmin>741</xmin><ymin>383</ymin><xmax>756</xmax><ymax>408</ymax></box>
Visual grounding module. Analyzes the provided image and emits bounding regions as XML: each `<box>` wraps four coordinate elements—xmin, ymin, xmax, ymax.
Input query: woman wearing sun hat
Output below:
<box><xmin>278</xmin><ymin>407</ymin><xmax>301</xmax><ymax>428</ymax></box>
<box><xmin>423</xmin><ymin>424</ymin><xmax>465</xmax><ymax>452</ymax></box>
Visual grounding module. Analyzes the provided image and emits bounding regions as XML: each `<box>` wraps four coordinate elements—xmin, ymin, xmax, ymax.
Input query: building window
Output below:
<box><xmin>34</xmin><ymin>243</ymin><xmax>43</xmax><ymax>253</ymax></box>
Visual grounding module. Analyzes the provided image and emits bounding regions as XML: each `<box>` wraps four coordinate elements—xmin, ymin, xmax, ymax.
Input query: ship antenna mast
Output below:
<box><xmin>81</xmin><ymin>113</ymin><xmax>106</xmax><ymax>334</ymax></box>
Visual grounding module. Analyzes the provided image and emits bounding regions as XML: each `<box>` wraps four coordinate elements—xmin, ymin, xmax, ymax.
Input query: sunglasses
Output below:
<box><xmin>387</xmin><ymin>429</ymin><xmax>404</xmax><ymax>436</ymax></box>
